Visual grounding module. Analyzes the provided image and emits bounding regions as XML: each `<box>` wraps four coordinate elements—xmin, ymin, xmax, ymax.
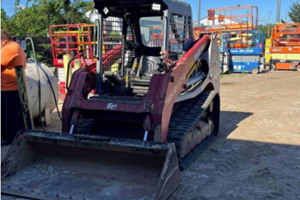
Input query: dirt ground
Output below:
<box><xmin>2</xmin><ymin>70</ymin><xmax>300</xmax><ymax>200</ymax></box>
<box><xmin>171</xmin><ymin>71</ymin><xmax>300</xmax><ymax>200</ymax></box>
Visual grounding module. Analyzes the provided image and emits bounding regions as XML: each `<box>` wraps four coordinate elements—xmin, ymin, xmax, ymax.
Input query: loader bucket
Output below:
<box><xmin>1</xmin><ymin>130</ymin><xmax>180</xmax><ymax>200</ymax></box>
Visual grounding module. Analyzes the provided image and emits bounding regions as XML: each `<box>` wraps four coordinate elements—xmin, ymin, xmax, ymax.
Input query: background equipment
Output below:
<box><xmin>198</xmin><ymin>5</ymin><xmax>260</xmax><ymax>74</ymax></box>
<box><xmin>269</xmin><ymin>23</ymin><xmax>300</xmax><ymax>71</ymax></box>
<box><xmin>228</xmin><ymin>30</ymin><xmax>265</xmax><ymax>74</ymax></box>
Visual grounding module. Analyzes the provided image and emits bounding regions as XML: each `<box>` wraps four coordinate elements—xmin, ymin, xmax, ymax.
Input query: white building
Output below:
<box><xmin>194</xmin><ymin>14</ymin><xmax>239</xmax><ymax>27</ymax></box>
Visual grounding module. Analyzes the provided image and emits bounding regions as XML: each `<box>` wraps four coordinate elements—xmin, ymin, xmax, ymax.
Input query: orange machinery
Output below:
<box><xmin>194</xmin><ymin>23</ymin><xmax>255</xmax><ymax>45</ymax></box>
<box><xmin>206</xmin><ymin>5</ymin><xmax>258</xmax><ymax>32</ymax></box>
<box><xmin>152</xmin><ymin>27</ymin><xmax>163</xmax><ymax>39</ymax></box>
<box><xmin>269</xmin><ymin>23</ymin><xmax>300</xmax><ymax>71</ymax></box>
<box><xmin>194</xmin><ymin>5</ymin><xmax>258</xmax><ymax>45</ymax></box>
<box><xmin>194</xmin><ymin>5</ymin><xmax>259</xmax><ymax>74</ymax></box>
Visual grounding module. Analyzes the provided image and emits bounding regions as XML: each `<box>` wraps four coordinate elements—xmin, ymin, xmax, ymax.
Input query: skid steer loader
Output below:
<box><xmin>1</xmin><ymin>0</ymin><xmax>220</xmax><ymax>199</ymax></box>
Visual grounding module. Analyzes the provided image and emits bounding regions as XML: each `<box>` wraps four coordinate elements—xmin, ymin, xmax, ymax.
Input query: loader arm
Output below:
<box><xmin>148</xmin><ymin>35</ymin><xmax>211</xmax><ymax>142</ymax></box>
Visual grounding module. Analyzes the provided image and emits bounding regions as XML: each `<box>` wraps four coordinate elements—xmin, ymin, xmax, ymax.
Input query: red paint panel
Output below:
<box><xmin>146</xmin><ymin>35</ymin><xmax>211</xmax><ymax>142</ymax></box>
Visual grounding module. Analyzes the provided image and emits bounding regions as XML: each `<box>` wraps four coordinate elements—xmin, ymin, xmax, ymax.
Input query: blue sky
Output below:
<box><xmin>1</xmin><ymin>0</ymin><xmax>296</xmax><ymax>24</ymax></box>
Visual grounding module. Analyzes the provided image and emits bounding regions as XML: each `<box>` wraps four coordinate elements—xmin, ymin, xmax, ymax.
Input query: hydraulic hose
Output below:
<box><xmin>38</xmin><ymin>66</ymin><xmax>63</xmax><ymax>121</ymax></box>
<box><xmin>25</xmin><ymin>37</ymin><xmax>63</xmax><ymax>131</ymax></box>
<box><xmin>25</xmin><ymin>37</ymin><xmax>45</xmax><ymax>131</ymax></box>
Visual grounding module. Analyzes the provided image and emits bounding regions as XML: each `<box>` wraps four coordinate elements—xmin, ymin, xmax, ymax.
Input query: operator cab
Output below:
<box><xmin>93</xmin><ymin>0</ymin><xmax>194</xmax><ymax>96</ymax></box>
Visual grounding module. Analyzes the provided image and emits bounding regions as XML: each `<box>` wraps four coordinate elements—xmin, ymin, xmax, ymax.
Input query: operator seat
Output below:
<box><xmin>130</xmin><ymin>45</ymin><xmax>161</xmax><ymax>94</ymax></box>
<box><xmin>138</xmin><ymin>55</ymin><xmax>161</xmax><ymax>78</ymax></box>
<box><xmin>130</xmin><ymin>55</ymin><xmax>161</xmax><ymax>86</ymax></box>
<box><xmin>139</xmin><ymin>40</ymin><xmax>162</xmax><ymax>77</ymax></box>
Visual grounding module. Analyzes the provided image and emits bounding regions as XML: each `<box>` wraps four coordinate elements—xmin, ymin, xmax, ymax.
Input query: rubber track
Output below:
<box><xmin>168</xmin><ymin>90</ymin><xmax>218</xmax><ymax>170</ymax></box>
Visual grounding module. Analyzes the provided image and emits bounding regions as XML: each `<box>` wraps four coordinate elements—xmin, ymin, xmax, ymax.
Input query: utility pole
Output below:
<box><xmin>198</xmin><ymin>0</ymin><xmax>201</xmax><ymax>26</ymax></box>
<box><xmin>268</xmin><ymin>11</ymin><xmax>272</xmax><ymax>38</ymax></box>
<box><xmin>276</xmin><ymin>0</ymin><xmax>281</xmax><ymax>23</ymax></box>
<box><xmin>285</xmin><ymin>10</ymin><xmax>288</xmax><ymax>22</ymax></box>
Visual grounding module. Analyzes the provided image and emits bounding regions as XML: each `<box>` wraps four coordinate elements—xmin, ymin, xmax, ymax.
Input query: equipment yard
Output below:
<box><xmin>2</xmin><ymin>70</ymin><xmax>300</xmax><ymax>200</ymax></box>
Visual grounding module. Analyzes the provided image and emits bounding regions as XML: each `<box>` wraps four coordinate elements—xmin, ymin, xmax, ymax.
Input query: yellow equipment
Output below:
<box><xmin>265</xmin><ymin>38</ymin><xmax>271</xmax><ymax>65</ymax></box>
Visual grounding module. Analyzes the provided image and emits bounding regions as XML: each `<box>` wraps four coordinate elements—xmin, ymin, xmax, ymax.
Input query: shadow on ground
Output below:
<box><xmin>171</xmin><ymin>111</ymin><xmax>300</xmax><ymax>200</ymax></box>
<box><xmin>219</xmin><ymin>111</ymin><xmax>253</xmax><ymax>138</ymax></box>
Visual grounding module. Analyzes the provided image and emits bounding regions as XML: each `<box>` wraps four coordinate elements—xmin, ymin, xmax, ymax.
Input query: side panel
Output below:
<box><xmin>265</xmin><ymin>38</ymin><xmax>272</xmax><ymax>65</ymax></box>
<box><xmin>271</xmin><ymin>53</ymin><xmax>300</xmax><ymax>70</ymax></box>
<box><xmin>271</xmin><ymin>53</ymin><xmax>300</xmax><ymax>60</ymax></box>
<box><xmin>230</xmin><ymin>48</ymin><xmax>261</xmax><ymax>55</ymax></box>
<box><xmin>222</xmin><ymin>52</ymin><xmax>230</xmax><ymax>73</ymax></box>
<box><xmin>271</xmin><ymin>59</ymin><xmax>300</xmax><ymax>70</ymax></box>
<box><xmin>275</xmin><ymin>62</ymin><xmax>299</xmax><ymax>70</ymax></box>
<box><xmin>148</xmin><ymin>35</ymin><xmax>212</xmax><ymax>142</ymax></box>
<box><xmin>270</xmin><ymin>47</ymin><xmax>300</xmax><ymax>54</ymax></box>
<box><xmin>231</xmin><ymin>55</ymin><xmax>260</xmax><ymax>72</ymax></box>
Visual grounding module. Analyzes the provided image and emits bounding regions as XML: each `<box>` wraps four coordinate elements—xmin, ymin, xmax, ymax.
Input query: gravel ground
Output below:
<box><xmin>2</xmin><ymin>70</ymin><xmax>300</xmax><ymax>200</ymax></box>
<box><xmin>171</xmin><ymin>70</ymin><xmax>300</xmax><ymax>200</ymax></box>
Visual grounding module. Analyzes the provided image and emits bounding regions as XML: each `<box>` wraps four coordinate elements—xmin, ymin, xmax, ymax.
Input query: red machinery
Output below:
<box><xmin>2</xmin><ymin>0</ymin><xmax>220</xmax><ymax>199</ymax></box>
<box><xmin>49</xmin><ymin>24</ymin><xmax>95</xmax><ymax>67</ymax></box>
<box><xmin>269</xmin><ymin>23</ymin><xmax>300</xmax><ymax>71</ymax></box>
<box><xmin>49</xmin><ymin>24</ymin><xmax>96</xmax><ymax>98</ymax></box>
<box><xmin>50</xmin><ymin>23</ymin><xmax>122</xmax><ymax>98</ymax></box>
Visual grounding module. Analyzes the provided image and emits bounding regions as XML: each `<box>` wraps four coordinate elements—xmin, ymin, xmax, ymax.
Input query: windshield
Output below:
<box><xmin>139</xmin><ymin>16</ymin><xmax>163</xmax><ymax>47</ymax></box>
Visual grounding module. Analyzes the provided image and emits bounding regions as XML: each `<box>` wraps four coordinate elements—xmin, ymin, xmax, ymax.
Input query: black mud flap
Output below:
<box><xmin>1</xmin><ymin>130</ymin><xmax>180</xmax><ymax>200</ymax></box>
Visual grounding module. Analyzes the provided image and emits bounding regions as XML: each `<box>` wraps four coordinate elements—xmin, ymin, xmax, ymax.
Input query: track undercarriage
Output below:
<box><xmin>168</xmin><ymin>90</ymin><xmax>220</xmax><ymax>169</ymax></box>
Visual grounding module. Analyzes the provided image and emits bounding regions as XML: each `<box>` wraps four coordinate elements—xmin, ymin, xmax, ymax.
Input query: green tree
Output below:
<box><xmin>258</xmin><ymin>24</ymin><xmax>275</xmax><ymax>39</ymax></box>
<box><xmin>288</xmin><ymin>3</ymin><xmax>300</xmax><ymax>23</ymax></box>
<box><xmin>8</xmin><ymin>0</ymin><xmax>94</xmax><ymax>37</ymax></box>
<box><xmin>4</xmin><ymin>0</ymin><xmax>94</xmax><ymax>64</ymax></box>
<box><xmin>109</xmin><ymin>31</ymin><xmax>121</xmax><ymax>40</ymax></box>
<box><xmin>1</xmin><ymin>8</ymin><xmax>10</xmax><ymax>31</ymax></box>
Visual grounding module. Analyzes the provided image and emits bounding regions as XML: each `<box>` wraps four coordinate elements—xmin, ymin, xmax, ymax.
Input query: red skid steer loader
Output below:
<box><xmin>1</xmin><ymin>0</ymin><xmax>220</xmax><ymax>199</ymax></box>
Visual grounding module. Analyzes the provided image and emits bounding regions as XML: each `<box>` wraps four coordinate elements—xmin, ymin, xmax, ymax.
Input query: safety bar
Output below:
<box><xmin>66</xmin><ymin>53</ymin><xmax>84</xmax><ymax>91</ymax></box>
<box><xmin>94</xmin><ymin>16</ymin><xmax>103</xmax><ymax>95</ymax></box>
<box><xmin>93</xmin><ymin>23</ymin><xmax>97</xmax><ymax>58</ymax></box>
